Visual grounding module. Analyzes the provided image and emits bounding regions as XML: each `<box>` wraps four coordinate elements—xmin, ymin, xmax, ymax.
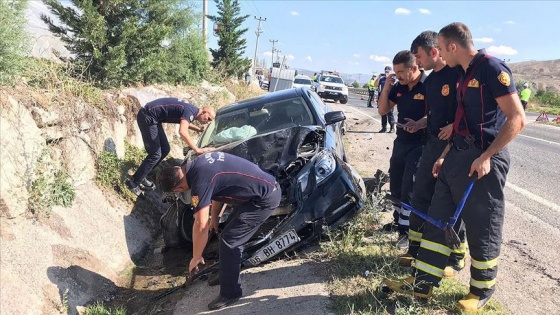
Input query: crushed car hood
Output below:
<box><xmin>214</xmin><ymin>126</ymin><xmax>321</xmax><ymax>177</ymax></box>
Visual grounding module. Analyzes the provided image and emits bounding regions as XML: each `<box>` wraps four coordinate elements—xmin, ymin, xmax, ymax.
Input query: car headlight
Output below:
<box><xmin>298</xmin><ymin>152</ymin><xmax>337</xmax><ymax>193</ymax></box>
<box><xmin>315</xmin><ymin>152</ymin><xmax>336</xmax><ymax>184</ymax></box>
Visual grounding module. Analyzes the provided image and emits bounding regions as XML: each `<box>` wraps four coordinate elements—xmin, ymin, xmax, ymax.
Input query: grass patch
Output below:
<box><xmin>95</xmin><ymin>142</ymin><xmax>148</xmax><ymax>202</ymax></box>
<box><xmin>321</xmin><ymin>194</ymin><xmax>509</xmax><ymax>315</ymax></box>
<box><xmin>28</xmin><ymin>150</ymin><xmax>76</xmax><ymax>215</ymax></box>
<box><xmin>83</xmin><ymin>301</ymin><xmax>126</xmax><ymax>315</ymax></box>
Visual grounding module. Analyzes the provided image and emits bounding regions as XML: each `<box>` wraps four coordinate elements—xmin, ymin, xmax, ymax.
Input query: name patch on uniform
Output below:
<box><xmin>498</xmin><ymin>71</ymin><xmax>511</xmax><ymax>87</ymax></box>
<box><xmin>413</xmin><ymin>93</ymin><xmax>425</xmax><ymax>100</ymax></box>
<box><xmin>441</xmin><ymin>84</ymin><xmax>450</xmax><ymax>96</ymax></box>
<box><xmin>467</xmin><ymin>79</ymin><xmax>479</xmax><ymax>88</ymax></box>
<box><xmin>191</xmin><ymin>196</ymin><xmax>199</xmax><ymax>207</ymax></box>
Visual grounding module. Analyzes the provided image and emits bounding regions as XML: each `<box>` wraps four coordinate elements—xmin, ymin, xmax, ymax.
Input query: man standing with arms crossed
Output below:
<box><xmin>378</xmin><ymin>51</ymin><xmax>427</xmax><ymax>249</ymax></box>
<box><xmin>383</xmin><ymin>22</ymin><xmax>526</xmax><ymax>312</ymax></box>
<box><xmin>398</xmin><ymin>31</ymin><xmax>468</xmax><ymax>278</ymax></box>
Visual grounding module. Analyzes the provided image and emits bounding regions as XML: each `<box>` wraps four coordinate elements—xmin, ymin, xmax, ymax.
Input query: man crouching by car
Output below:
<box><xmin>157</xmin><ymin>152</ymin><xmax>281</xmax><ymax>310</ymax></box>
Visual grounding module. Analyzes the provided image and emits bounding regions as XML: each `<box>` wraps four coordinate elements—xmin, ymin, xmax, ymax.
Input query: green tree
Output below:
<box><xmin>41</xmin><ymin>0</ymin><xmax>206</xmax><ymax>87</ymax></box>
<box><xmin>0</xmin><ymin>0</ymin><xmax>28</xmax><ymax>85</ymax></box>
<box><xmin>352</xmin><ymin>81</ymin><xmax>360</xmax><ymax>88</ymax></box>
<box><xmin>207</xmin><ymin>0</ymin><xmax>251</xmax><ymax>78</ymax></box>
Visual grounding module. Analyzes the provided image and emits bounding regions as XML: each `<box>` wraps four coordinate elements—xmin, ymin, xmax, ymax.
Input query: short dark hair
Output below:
<box><xmin>410</xmin><ymin>31</ymin><xmax>438</xmax><ymax>54</ymax></box>
<box><xmin>157</xmin><ymin>166</ymin><xmax>183</xmax><ymax>192</ymax></box>
<box><xmin>393</xmin><ymin>50</ymin><xmax>416</xmax><ymax>68</ymax></box>
<box><xmin>438</xmin><ymin>22</ymin><xmax>473</xmax><ymax>49</ymax></box>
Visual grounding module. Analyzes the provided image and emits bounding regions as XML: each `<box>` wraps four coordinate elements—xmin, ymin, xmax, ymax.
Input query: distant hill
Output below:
<box><xmin>508</xmin><ymin>59</ymin><xmax>560</xmax><ymax>93</ymax></box>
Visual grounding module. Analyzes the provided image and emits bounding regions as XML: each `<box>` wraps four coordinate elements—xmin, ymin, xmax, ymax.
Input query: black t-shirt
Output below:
<box><xmin>455</xmin><ymin>51</ymin><xmax>516</xmax><ymax>149</ymax></box>
<box><xmin>424</xmin><ymin>65</ymin><xmax>459</xmax><ymax>136</ymax></box>
<box><xmin>185</xmin><ymin>152</ymin><xmax>277</xmax><ymax>212</ymax></box>
<box><xmin>388</xmin><ymin>72</ymin><xmax>428</xmax><ymax>144</ymax></box>
<box><xmin>143</xmin><ymin>97</ymin><xmax>199</xmax><ymax>125</ymax></box>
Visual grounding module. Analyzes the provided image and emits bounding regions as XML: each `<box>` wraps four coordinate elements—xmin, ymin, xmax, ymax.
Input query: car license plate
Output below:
<box><xmin>248</xmin><ymin>230</ymin><xmax>300</xmax><ymax>266</ymax></box>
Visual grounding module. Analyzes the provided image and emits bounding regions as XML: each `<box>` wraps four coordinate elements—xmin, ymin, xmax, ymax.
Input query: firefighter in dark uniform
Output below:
<box><xmin>383</xmin><ymin>22</ymin><xmax>526</xmax><ymax>312</ymax></box>
<box><xmin>398</xmin><ymin>31</ymin><xmax>467</xmax><ymax>277</ymax></box>
<box><xmin>157</xmin><ymin>152</ymin><xmax>281</xmax><ymax>311</ymax></box>
<box><xmin>378</xmin><ymin>50</ymin><xmax>427</xmax><ymax>249</ymax></box>
<box><xmin>126</xmin><ymin>97</ymin><xmax>215</xmax><ymax>196</ymax></box>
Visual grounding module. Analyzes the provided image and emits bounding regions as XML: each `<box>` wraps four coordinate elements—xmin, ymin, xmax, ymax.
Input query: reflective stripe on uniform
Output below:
<box><xmin>450</xmin><ymin>242</ymin><xmax>468</xmax><ymax>254</ymax></box>
<box><xmin>400</xmin><ymin>208</ymin><xmax>411</xmax><ymax>216</ymax></box>
<box><xmin>398</xmin><ymin>218</ymin><xmax>410</xmax><ymax>226</ymax></box>
<box><xmin>419</xmin><ymin>239</ymin><xmax>452</xmax><ymax>256</ymax></box>
<box><xmin>471</xmin><ymin>257</ymin><xmax>498</xmax><ymax>270</ymax></box>
<box><xmin>409</xmin><ymin>229</ymin><xmax>422</xmax><ymax>242</ymax></box>
<box><xmin>470</xmin><ymin>277</ymin><xmax>496</xmax><ymax>289</ymax></box>
<box><xmin>415</xmin><ymin>260</ymin><xmax>444</xmax><ymax>278</ymax></box>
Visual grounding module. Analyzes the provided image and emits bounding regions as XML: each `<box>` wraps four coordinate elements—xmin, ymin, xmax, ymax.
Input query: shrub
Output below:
<box><xmin>0</xmin><ymin>0</ymin><xmax>28</xmax><ymax>85</ymax></box>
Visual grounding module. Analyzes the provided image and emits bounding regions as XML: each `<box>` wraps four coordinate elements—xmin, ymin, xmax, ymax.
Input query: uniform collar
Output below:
<box><xmin>467</xmin><ymin>49</ymin><xmax>487</xmax><ymax>71</ymax></box>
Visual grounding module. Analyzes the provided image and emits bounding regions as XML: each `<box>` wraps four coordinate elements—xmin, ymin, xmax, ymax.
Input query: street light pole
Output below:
<box><xmin>269</xmin><ymin>39</ymin><xmax>278</xmax><ymax>69</ymax></box>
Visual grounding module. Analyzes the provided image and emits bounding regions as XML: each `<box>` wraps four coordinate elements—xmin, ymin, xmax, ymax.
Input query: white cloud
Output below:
<box><xmin>395</xmin><ymin>8</ymin><xmax>412</xmax><ymax>15</ymax></box>
<box><xmin>306</xmin><ymin>56</ymin><xmax>312</xmax><ymax>62</ymax></box>
<box><xmin>487</xmin><ymin>45</ymin><xmax>518</xmax><ymax>56</ymax></box>
<box><xmin>290</xmin><ymin>11</ymin><xmax>299</xmax><ymax>16</ymax></box>
<box><xmin>473</xmin><ymin>37</ymin><xmax>494</xmax><ymax>43</ymax></box>
<box><xmin>369</xmin><ymin>55</ymin><xmax>391</xmax><ymax>62</ymax></box>
<box><xmin>419</xmin><ymin>8</ymin><xmax>431</xmax><ymax>14</ymax></box>
<box><xmin>504</xmin><ymin>20</ymin><xmax>515</xmax><ymax>24</ymax></box>
<box><xmin>353</xmin><ymin>54</ymin><xmax>360</xmax><ymax>58</ymax></box>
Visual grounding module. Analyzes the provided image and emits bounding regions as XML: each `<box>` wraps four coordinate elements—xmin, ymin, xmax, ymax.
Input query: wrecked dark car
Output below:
<box><xmin>161</xmin><ymin>87</ymin><xmax>366</xmax><ymax>267</ymax></box>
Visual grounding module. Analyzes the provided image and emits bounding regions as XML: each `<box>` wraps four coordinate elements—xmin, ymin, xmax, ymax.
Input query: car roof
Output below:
<box><xmin>217</xmin><ymin>87</ymin><xmax>306</xmax><ymax>115</ymax></box>
<box><xmin>295</xmin><ymin>74</ymin><xmax>311</xmax><ymax>79</ymax></box>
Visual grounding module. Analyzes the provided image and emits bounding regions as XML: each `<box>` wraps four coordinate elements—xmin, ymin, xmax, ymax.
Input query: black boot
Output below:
<box><xmin>379</xmin><ymin>127</ymin><xmax>387</xmax><ymax>133</ymax></box>
<box><xmin>389</xmin><ymin>125</ymin><xmax>395</xmax><ymax>133</ymax></box>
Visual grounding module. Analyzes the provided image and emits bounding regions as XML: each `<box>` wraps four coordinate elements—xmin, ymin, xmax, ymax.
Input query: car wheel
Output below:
<box><xmin>160</xmin><ymin>203</ymin><xmax>191</xmax><ymax>249</ymax></box>
<box><xmin>340</xmin><ymin>97</ymin><xmax>348</xmax><ymax>104</ymax></box>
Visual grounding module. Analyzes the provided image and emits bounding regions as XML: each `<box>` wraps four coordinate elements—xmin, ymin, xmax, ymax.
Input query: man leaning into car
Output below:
<box><xmin>157</xmin><ymin>152</ymin><xmax>281</xmax><ymax>311</ymax></box>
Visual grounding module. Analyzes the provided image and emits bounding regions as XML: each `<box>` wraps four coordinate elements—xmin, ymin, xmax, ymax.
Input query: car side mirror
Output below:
<box><xmin>325</xmin><ymin>111</ymin><xmax>346</xmax><ymax>125</ymax></box>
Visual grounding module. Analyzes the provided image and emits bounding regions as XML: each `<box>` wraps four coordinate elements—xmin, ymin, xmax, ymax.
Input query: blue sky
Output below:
<box><xmin>206</xmin><ymin>1</ymin><xmax>560</xmax><ymax>76</ymax></box>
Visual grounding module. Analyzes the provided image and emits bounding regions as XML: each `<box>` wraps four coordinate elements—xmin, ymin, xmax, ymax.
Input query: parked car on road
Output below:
<box><xmin>292</xmin><ymin>74</ymin><xmax>313</xmax><ymax>89</ymax></box>
<box><xmin>312</xmin><ymin>73</ymin><xmax>349</xmax><ymax>104</ymax></box>
<box><xmin>161</xmin><ymin>87</ymin><xmax>366</xmax><ymax>268</ymax></box>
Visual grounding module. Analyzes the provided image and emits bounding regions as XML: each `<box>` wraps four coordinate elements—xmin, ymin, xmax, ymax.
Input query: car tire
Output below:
<box><xmin>340</xmin><ymin>97</ymin><xmax>348</xmax><ymax>104</ymax></box>
<box><xmin>160</xmin><ymin>203</ymin><xmax>191</xmax><ymax>249</ymax></box>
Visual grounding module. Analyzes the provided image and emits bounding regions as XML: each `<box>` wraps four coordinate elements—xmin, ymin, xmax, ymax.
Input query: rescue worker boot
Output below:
<box><xmin>139</xmin><ymin>178</ymin><xmax>156</xmax><ymax>191</ymax></box>
<box><xmin>389</xmin><ymin>125</ymin><xmax>395</xmax><ymax>133</ymax></box>
<box><xmin>398</xmin><ymin>252</ymin><xmax>415</xmax><ymax>267</ymax></box>
<box><xmin>378</xmin><ymin>127</ymin><xmax>387</xmax><ymax>133</ymax></box>
<box><xmin>208</xmin><ymin>294</ymin><xmax>241</xmax><ymax>310</ymax></box>
<box><xmin>125</xmin><ymin>179</ymin><xmax>142</xmax><ymax>197</ymax></box>
<box><xmin>443</xmin><ymin>257</ymin><xmax>465</xmax><ymax>278</ymax></box>
<box><xmin>457</xmin><ymin>292</ymin><xmax>492</xmax><ymax>312</ymax></box>
<box><xmin>381</xmin><ymin>275</ymin><xmax>432</xmax><ymax>300</ymax></box>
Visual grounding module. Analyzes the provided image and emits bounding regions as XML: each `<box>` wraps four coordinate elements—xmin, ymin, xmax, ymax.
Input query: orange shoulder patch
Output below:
<box><xmin>498</xmin><ymin>71</ymin><xmax>511</xmax><ymax>87</ymax></box>
<box><xmin>191</xmin><ymin>196</ymin><xmax>199</xmax><ymax>207</ymax></box>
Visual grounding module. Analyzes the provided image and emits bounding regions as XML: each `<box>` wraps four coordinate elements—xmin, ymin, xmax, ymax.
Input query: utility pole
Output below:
<box><xmin>269</xmin><ymin>39</ymin><xmax>278</xmax><ymax>69</ymax></box>
<box><xmin>253</xmin><ymin>16</ymin><xmax>266</xmax><ymax>76</ymax></box>
<box><xmin>202</xmin><ymin>0</ymin><xmax>207</xmax><ymax>50</ymax></box>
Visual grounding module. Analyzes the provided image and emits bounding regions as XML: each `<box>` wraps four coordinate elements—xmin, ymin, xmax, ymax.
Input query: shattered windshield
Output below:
<box><xmin>200</xmin><ymin>96</ymin><xmax>316</xmax><ymax>147</ymax></box>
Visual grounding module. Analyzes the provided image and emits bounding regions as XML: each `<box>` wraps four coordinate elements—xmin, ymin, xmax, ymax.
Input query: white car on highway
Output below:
<box><xmin>292</xmin><ymin>75</ymin><xmax>313</xmax><ymax>89</ymax></box>
<box><xmin>312</xmin><ymin>74</ymin><xmax>348</xmax><ymax>104</ymax></box>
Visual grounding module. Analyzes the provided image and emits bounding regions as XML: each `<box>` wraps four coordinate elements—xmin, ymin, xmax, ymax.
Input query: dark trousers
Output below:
<box><xmin>367</xmin><ymin>90</ymin><xmax>375</xmax><ymax>107</ymax></box>
<box><xmin>132</xmin><ymin>110</ymin><xmax>170</xmax><ymax>184</ymax></box>
<box><xmin>389</xmin><ymin>140</ymin><xmax>423</xmax><ymax>234</ymax></box>
<box><xmin>381</xmin><ymin>109</ymin><xmax>395</xmax><ymax>129</ymax></box>
<box><xmin>414</xmin><ymin>147</ymin><xmax>510</xmax><ymax>299</ymax></box>
<box><xmin>521</xmin><ymin>100</ymin><xmax>528</xmax><ymax>110</ymax></box>
<box><xmin>219</xmin><ymin>188</ymin><xmax>281</xmax><ymax>299</ymax></box>
<box><xmin>408</xmin><ymin>136</ymin><xmax>467</xmax><ymax>267</ymax></box>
